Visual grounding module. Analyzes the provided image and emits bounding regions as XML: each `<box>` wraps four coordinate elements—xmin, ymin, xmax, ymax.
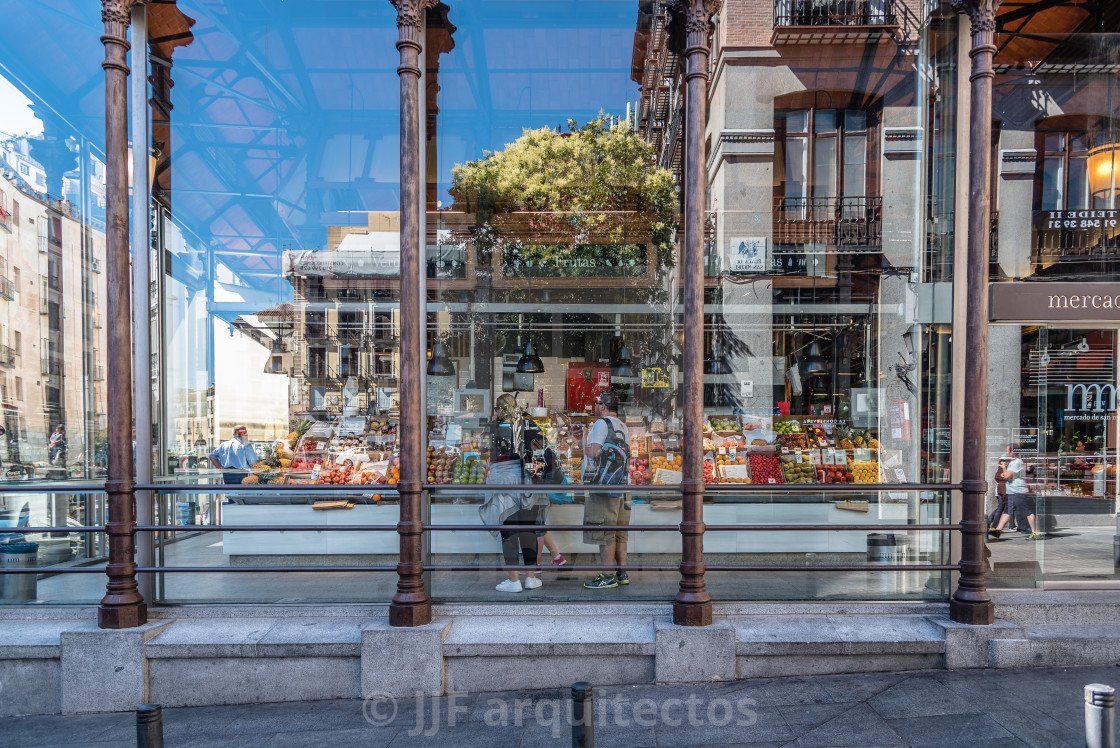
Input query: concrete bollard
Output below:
<box><xmin>571</xmin><ymin>682</ymin><xmax>594</xmax><ymax>748</ymax></box>
<box><xmin>1085</xmin><ymin>684</ymin><xmax>1115</xmax><ymax>748</ymax></box>
<box><xmin>137</xmin><ymin>703</ymin><xmax>164</xmax><ymax>748</ymax></box>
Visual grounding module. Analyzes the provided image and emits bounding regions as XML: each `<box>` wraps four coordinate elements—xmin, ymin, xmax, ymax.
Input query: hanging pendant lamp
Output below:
<box><xmin>426</xmin><ymin>341</ymin><xmax>455</xmax><ymax>376</ymax></box>
<box><xmin>612</xmin><ymin>344</ymin><xmax>635</xmax><ymax>378</ymax></box>
<box><xmin>516</xmin><ymin>339</ymin><xmax>544</xmax><ymax>374</ymax></box>
<box><xmin>803</xmin><ymin>342</ymin><xmax>828</xmax><ymax>377</ymax></box>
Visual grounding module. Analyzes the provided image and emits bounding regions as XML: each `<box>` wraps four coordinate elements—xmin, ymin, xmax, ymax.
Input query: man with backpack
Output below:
<box><xmin>582</xmin><ymin>392</ymin><xmax>631</xmax><ymax>589</ymax></box>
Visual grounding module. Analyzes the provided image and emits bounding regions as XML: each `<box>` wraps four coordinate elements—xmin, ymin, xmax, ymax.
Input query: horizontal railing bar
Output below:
<box><xmin>3</xmin><ymin>523</ymin><xmax>960</xmax><ymax>534</ymax></box>
<box><xmin>0</xmin><ymin>484</ymin><xmax>107</xmax><ymax>493</ymax></box>
<box><xmin>0</xmin><ymin>564</ymin><xmax>957</xmax><ymax>574</ymax></box>
<box><xmin>3</xmin><ymin>526</ymin><xmax>105</xmax><ymax>533</ymax></box>
<box><xmin>705</xmin><ymin>524</ymin><xmax>960</xmax><ymax>531</ymax></box>
<box><xmin>425</xmin><ymin>524</ymin><xmax>679</xmax><ymax>532</ymax></box>
<box><xmin>136</xmin><ymin>484</ymin><xmax>399</xmax><ymax>493</ymax></box>
<box><xmin>706</xmin><ymin>565</ymin><xmax>957</xmax><ymax>572</ymax></box>
<box><xmin>133</xmin><ymin>525</ymin><xmax>400</xmax><ymax>532</ymax></box>
<box><xmin>129</xmin><ymin>483</ymin><xmax>961</xmax><ymax>494</ymax></box>
<box><xmin>0</xmin><ymin>483</ymin><xmax>962</xmax><ymax>495</ymax></box>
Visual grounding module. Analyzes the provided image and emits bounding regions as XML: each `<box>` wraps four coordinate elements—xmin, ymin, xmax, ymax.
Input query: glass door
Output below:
<box><xmin>988</xmin><ymin>326</ymin><xmax>1120</xmax><ymax>588</ymax></box>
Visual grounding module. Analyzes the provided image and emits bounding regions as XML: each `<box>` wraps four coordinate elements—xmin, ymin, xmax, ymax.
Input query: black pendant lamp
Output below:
<box><xmin>803</xmin><ymin>342</ymin><xmax>828</xmax><ymax>377</ymax></box>
<box><xmin>426</xmin><ymin>341</ymin><xmax>455</xmax><ymax>376</ymax></box>
<box><xmin>612</xmin><ymin>344</ymin><xmax>635</xmax><ymax>378</ymax></box>
<box><xmin>516</xmin><ymin>339</ymin><xmax>544</xmax><ymax>374</ymax></box>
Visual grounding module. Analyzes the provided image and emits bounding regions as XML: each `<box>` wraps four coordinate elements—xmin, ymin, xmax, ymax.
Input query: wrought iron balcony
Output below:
<box><xmin>773</xmin><ymin>0</ymin><xmax>899</xmax><ymax>43</ymax></box>
<box><xmin>0</xmin><ymin>276</ymin><xmax>13</xmax><ymax>301</ymax></box>
<box><xmin>0</xmin><ymin>345</ymin><xmax>16</xmax><ymax>368</ymax></box>
<box><xmin>773</xmin><ymin>196</ymin><xmax>882</xmax><ymax>248</ymax></box>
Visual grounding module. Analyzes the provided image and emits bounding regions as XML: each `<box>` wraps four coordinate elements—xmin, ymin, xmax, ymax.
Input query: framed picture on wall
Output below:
<box><xmin>453</xmin><ymin>389</ymin><xmax>490</xmax><ymax>418</ymax></box>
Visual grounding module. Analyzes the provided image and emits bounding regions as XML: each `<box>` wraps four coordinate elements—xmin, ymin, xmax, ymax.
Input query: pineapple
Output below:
<box><xmin>837</xmin><ymin>426</ymin><xmax>855</xmax><ymax>451</ymax></box>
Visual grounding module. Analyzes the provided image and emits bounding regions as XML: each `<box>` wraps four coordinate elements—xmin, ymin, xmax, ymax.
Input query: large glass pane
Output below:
<box><xmin>425</xmin><ymin>0</ymin><xmax>679</xmax><ymax>602</ymax></box>
<box><xmin>150</xmin><ymin>0</ymin><xmax>403</xmax><ymax>603</ymax></box>
<box><xmin>0</xmin><ymin>2</ymin><xmax>115</xmax><ymax>602</ymax></box>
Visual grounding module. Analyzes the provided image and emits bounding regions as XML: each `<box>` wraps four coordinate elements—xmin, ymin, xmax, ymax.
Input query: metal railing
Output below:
<box><xmin>0</xmin><ymin>345</ymin><xmax>15</xmax><ymax>368</ymax></box>
<box><xmin>0</xmin><ymin>482</ymin><xmax>960</xmax><ymax>582</ymax></box>
<box><xmin>775</xmin><ymin>0</ymin><xmax>898</xmax><ymax>27</ymax></box>
<box><xmin>773</xmin><ymin>196</ymin><xmax>883</xmax><ymax>247</ymax></box>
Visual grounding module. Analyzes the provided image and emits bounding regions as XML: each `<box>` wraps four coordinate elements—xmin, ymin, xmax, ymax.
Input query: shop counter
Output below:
<box><xmin>221</xmin><ymin>499</ymin><xmax>935</xmax><ymax>558</ymax></box>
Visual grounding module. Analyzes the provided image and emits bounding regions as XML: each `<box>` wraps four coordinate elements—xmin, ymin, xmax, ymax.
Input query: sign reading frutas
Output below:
<box><xmin>990</xmin><ymin>282</ymin><xmax>1120</xmax><ymax>322</ymax></box>
<box><xmin>729</xmin><ymin>237</ymin><xmax>767</xmax><ymax>273</ymax></box>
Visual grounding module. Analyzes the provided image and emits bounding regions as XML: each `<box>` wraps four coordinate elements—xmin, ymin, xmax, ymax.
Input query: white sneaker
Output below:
<box><xmin>495</xmin><ymin>579</ymin><xmax>523</xmax><ymax>593</ymax></box>
<box><xmin>523</xmin><ymin>576</ymin><xmax>543</xmax><ymax>590</ymax></box>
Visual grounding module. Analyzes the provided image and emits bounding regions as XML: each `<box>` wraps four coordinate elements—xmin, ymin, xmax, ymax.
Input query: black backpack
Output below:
<box><xmin>588</xmin><ymin>417</ymin><xmax>629</xmax><ymax>486</ymax></box>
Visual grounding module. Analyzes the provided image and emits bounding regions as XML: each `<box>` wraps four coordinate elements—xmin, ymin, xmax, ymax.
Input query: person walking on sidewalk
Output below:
<box><xmin>582</xmin><ymin>392</ymin><xmax>631</xmax><ymax>590</ymax></box>
<box><xmin>990</xmin><ymin>444</ymin><xmax>1042</xmax><ymax>540</ymax></box>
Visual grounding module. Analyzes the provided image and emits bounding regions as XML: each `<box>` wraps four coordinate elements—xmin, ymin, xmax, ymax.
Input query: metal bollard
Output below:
<box><xmin>137</xmin><ymin>703</ymin><xmax>164</xmax><ymax>748</ymax></box>
<box><xmin>571</xmin><ymin>682</ymin><xmax>594</xmax><ymax>748</ymax></box>
<box><xmin>1085</xmin><ymin>684</ymin><xmax>1116</xmax><ymax>748</ymax></box>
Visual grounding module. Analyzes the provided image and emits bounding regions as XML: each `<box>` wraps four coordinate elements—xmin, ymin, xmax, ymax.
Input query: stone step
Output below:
<box><xmin>992</xmin><ymin>590</ymin><xmax>1120</xmax><ymax>625</ymax></box>
<box><xmin>990</xmin><ymin>624</ymin><xmax>1120</xmax><ymax>668</ymax></box>
<box><xmin>732</xmin><ymin>615</ymin><xmax>946</xmax><ymax>677</ymax></box>
<box><xmin>145</xmin><ymin>617</ymin><xmax>373</xmax><ymax>707</ymax></box>
<box><xmin>440</xmin><ymin>614</ymin><xmax>657</xmax><ymax>692</ymax></box>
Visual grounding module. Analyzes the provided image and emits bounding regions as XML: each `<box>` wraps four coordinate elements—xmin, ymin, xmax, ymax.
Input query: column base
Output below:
<box><xmin>389</xmin><ymin>600</ymin><xmax>433</xmax><ymax>628</ymax></box>
<box><xmin>672</xmin><ymin>600</ymin><xmax>713</xmax><ymax>627</ymax></box>
<box><xmin>949</xmin><ymin>597</ymin><xmax>995</xmax><ymax>625</ymax></box>
<box><xmin>98</xmin><ymin>602</ymin><xmax>148</xmax><ymax>630</ymax></box>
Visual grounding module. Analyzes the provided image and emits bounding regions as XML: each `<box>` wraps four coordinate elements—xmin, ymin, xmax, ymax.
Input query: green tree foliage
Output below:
<box><xmin>449</xmin><ymin>116</ymin><xmax>677</xmax><ymax>274</ymax></box>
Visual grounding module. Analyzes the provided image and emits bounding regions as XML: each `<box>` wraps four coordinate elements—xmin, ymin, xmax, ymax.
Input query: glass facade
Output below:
<box><xmin>985</xmin><ymin>20</ymin><xmax>1120</xmax><ymax>589</ymax></box>
<box><xmin>0</xmin><ymin>0</ymin><xmax>1115</xmax><ymax>607</ymax></box>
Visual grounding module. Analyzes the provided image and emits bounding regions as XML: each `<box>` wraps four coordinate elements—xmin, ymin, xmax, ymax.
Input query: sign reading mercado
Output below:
<box><xmin>990</xmin><ymin>282</ymin><xmax>1120</xmax><ymax>322</ymax></box>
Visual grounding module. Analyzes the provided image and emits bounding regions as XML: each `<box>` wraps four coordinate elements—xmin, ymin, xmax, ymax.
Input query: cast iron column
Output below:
<box><xmin>99</xmin><ymin>0</ymin><xmax>147</xmax><ymax>629</ymax></box>
<box><xmin>949</xmin><ymin>0</ymin><xmax>999</xmax><ymax>626</ymax></box>
<box><xmin>389</xmin><ymin>0</ymin><xmax>435</xmax><ymax>628</ymax></box>
<box><xmin>673</xmin><ymin>0</ymin><xmax>720</xmax><ymax>627</ymax></box>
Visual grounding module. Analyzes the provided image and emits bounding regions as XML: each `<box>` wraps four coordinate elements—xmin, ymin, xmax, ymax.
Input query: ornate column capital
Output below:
<box><xmin>389</xmin><ymin>0</ymin><xmax>441</xmax><ymax>48</ymax></box>
<box><xmin>102</xmin><ymin>0</ymin><xmax>146</xmax><ymax>33</ymax></box>
<box><xmin>951</xmin><ymin>0</ymin><xmax>1001</xmax><ymax>39</ymax></box>
<box><xmin>668</xmin><ymin>0</ymin><xmax>721</xmax><ymax>71</ymax></box>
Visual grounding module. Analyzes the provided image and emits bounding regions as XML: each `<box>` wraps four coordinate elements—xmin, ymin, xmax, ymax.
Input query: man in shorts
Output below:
<box><xmin>582</xmin><ymin>392</ymin><xmax>631</xmax><ymax>589</ymax></box>
<box><xmin>989</xmin><ymin>444</ymin><xmax>1042</xmax><ymax>540</ymax></box>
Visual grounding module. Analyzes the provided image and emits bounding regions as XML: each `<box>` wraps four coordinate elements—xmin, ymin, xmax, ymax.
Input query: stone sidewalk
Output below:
<box><xmin>2</xmin><ymin>665</ymin><xmax>1117</xmax><ymax>747</ymax></box>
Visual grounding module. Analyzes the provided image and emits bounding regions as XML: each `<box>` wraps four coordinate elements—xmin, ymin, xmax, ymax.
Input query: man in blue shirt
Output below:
<box><xmin>209</xmin><ymin>425</ymin><xmax>258</xmax><ymax>484</ymax></box>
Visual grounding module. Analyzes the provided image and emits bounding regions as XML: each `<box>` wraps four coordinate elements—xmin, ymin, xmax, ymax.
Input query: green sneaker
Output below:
<box><xmin>1027</xmin><ymin>532</ymin><xmax>1044</xmax><ymax>541</ymax></box>
<box><xmin>617</xmin><ymin>570</ymin><xmax>629</xmax><ymax>585</ymax></box>
<box><xmin>584</xmin><ymin>573</ymin><xmax>618</xmax><ymax>589</ymax></box>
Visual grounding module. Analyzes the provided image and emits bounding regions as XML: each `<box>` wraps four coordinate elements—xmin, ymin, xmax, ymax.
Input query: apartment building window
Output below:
<box><xmin>13</xmin><ymin>331</ymin><xmax>20</xmax><ymax>356</ymax></box>
<box><xmin>779</xmin><ymin>107</ymin><xmax>874</xmax><ymax>217</ymax></box>
<box><xmin>1038</xmin><ymin>131</ymin><xmax>1093</xmax><ymax>211</ymax></box>
<box><xmin>14</xmin><ymin>376</ymin><xmax>21</xmax><ymax>400</ymax></box>
<box><xmin>12</xmin><ymin>267</ymin><xmax>19</xmax><ymax>299</ymax></box>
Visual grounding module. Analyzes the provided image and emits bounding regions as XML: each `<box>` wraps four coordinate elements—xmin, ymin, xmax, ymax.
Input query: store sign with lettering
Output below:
<box><xmin>990</xmin><ymin>282</ymin><xmax>1120</xmax><ymax>322</ymax></box>
<box><xmin>1065</xmin><ymin>383</ymin><xmax>1117</xmax><ymax>414</ymax></box>
<box><xmin>640</xmin><ymin>367</ymin><xmax>671</xmax><ymax>388</ymax></box>
<box><xmin>1035</xmin><ymin>210</ymin><xmax>1118</xmax><ymax>230</ymax></box>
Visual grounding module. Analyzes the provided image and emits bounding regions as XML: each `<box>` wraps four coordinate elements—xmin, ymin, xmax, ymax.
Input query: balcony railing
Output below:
<box><xmin>773</xmin><ymin>196</ymin><xmax>882</xmax><ymax>248</ymax></box>
<box><xmin>0</xmin><ymin>276</ymin><xmax>14</xmax><ymax>301</ymax></box>
<box><xmin>41</xmin><ymin>354</ymin><xmax>60</xmax><ymax>377</ymax></box>
<box><xmin>0</xmin><ymin>345</ymin><xmax>16</xmax><ymax>368</ymax></box>
<box><xmin>775</xmin><ymin>0</ymin><xmax>897</xmax><ymax>27</ymax></box>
